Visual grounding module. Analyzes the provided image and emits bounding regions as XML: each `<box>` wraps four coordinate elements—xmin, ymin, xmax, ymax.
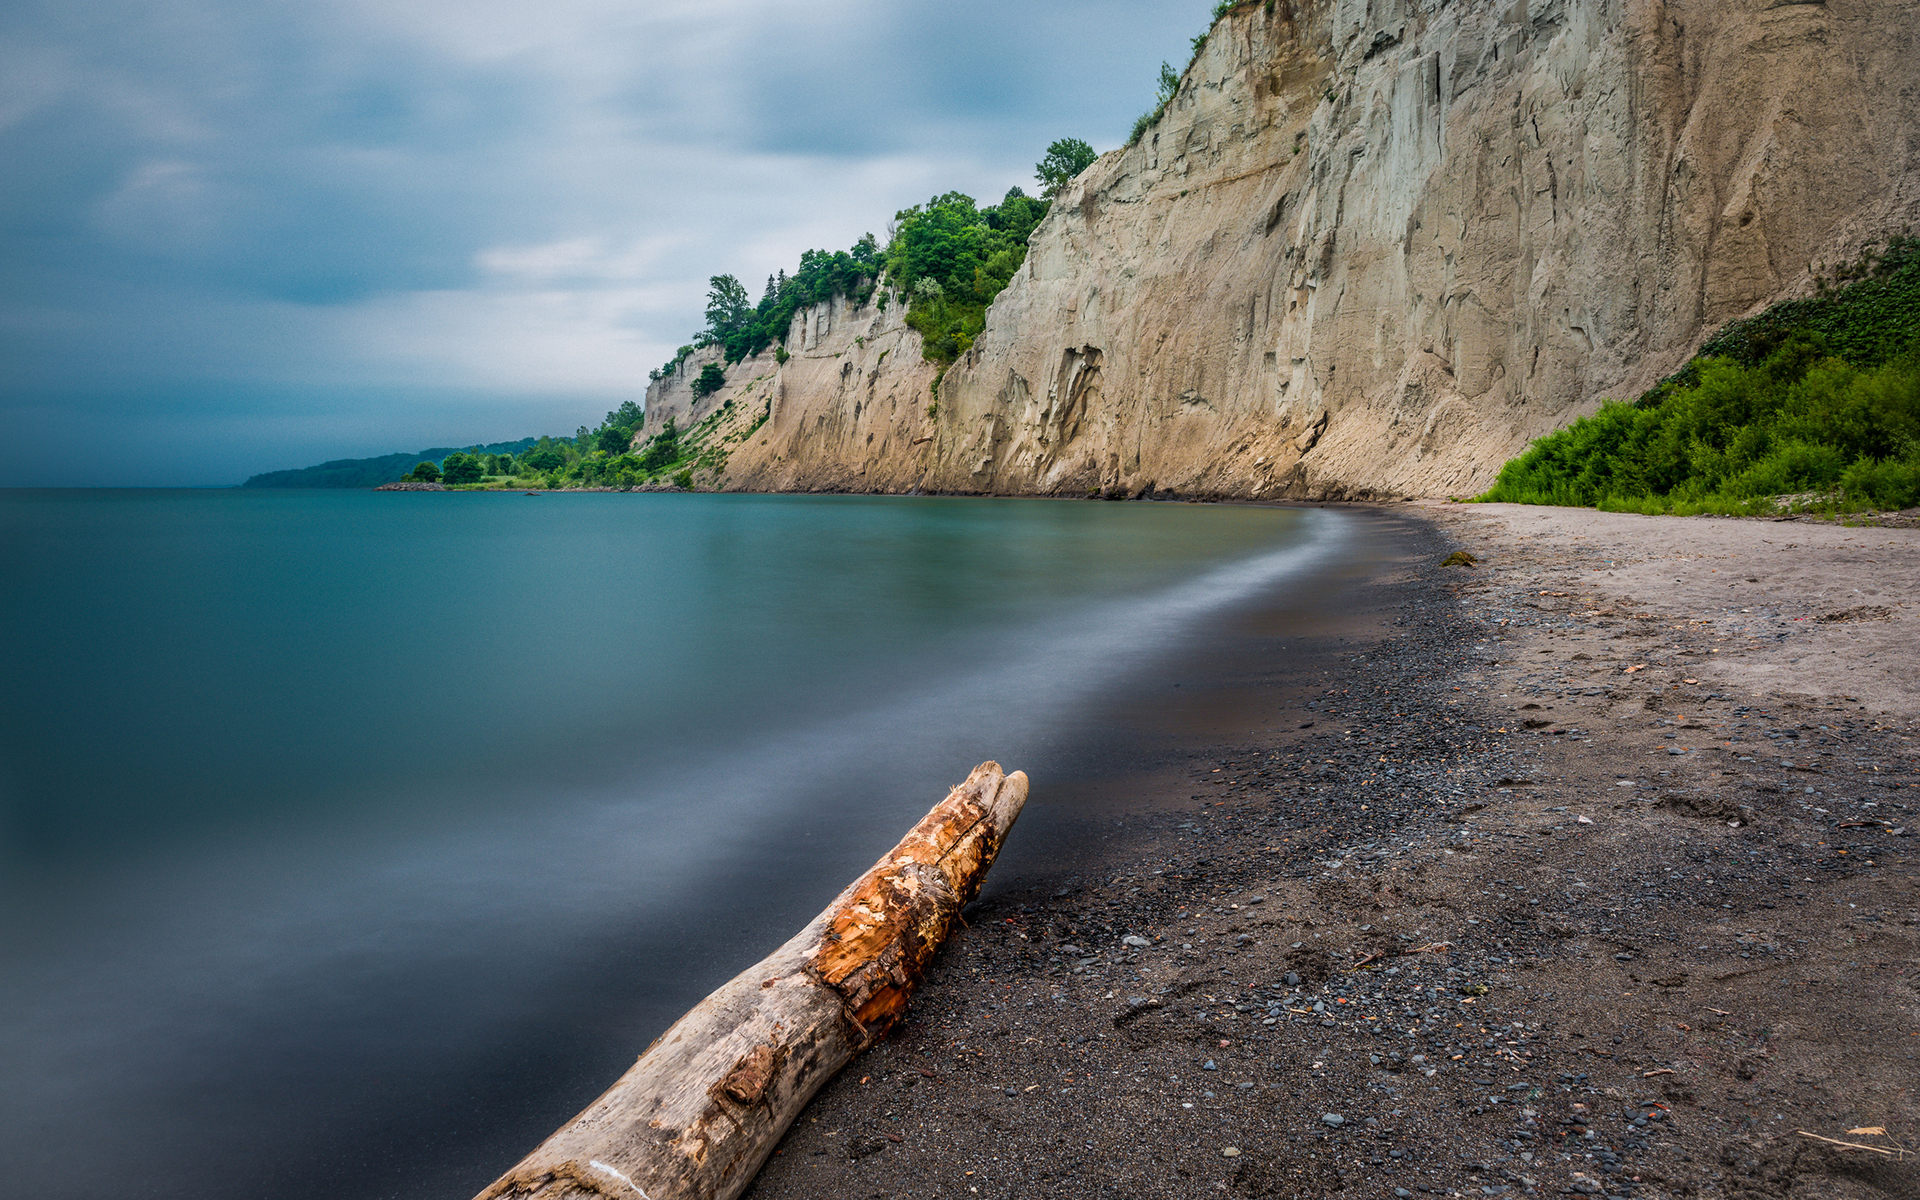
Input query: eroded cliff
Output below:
<box><xmin>646</xmin><ymin>0</ymin><xmax>1920</xmax><ymax>499</ymax></box>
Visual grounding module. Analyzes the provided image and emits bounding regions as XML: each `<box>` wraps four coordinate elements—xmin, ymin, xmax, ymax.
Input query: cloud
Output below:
<box><xmin>1</xmin><ymin>0</ymin><xmax>1217</xmax><ymax>485</ymax></box>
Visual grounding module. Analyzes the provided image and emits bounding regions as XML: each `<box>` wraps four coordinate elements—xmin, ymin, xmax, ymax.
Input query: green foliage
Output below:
<box><xmin>885</xmin><ymin>188</ymin><xmax>1050</xmax><ymax>364</ymax></box>
<box><xmin>520</xmin><ymin>438</ymin><xmax>568</xmax><ymax>472</ymax></box>
<box><xmin>704</xmin><ymin>275</ymin><xmax>754</xmax><ymax>344</ymax></box>
<box><xmin>672</xmin><ymin>469</ymin><xmax>694</xmax><ymax>490</ymax></box>
<box><xmin>1130</xmin><ymin>0</ymin><xmax>1244</xmax><ymax>146</ymax></box>
<box><xmin>596</xmin><ymin>425</ymin><xmax>634</xmax><ymax>456</ymax></box>
<box><xmin>637</xmin><ymin>419</ymin><xmax>681</xmax><ymax>472</ymax></box>
<box><xmin>406</xmin><ymin>461</ymin><xmax>442</xmax><ymax>483</ymax></box>
<box><xmin>439</xmin><ymin>452</ymin><xmax>484</xmax><ymax>485</ymax></box>
<box><xmin>1481</xmin><ymin>239</ymin><xmax>1920</xmax><ymax>514</ymax></box>
<box><xmin>243</xmin><ymin>437</ymin><xmax>538</xmax><ymax>489</ymax></box>
<box><xmin>691</xmin><ymin>362</ymin><xmax>728</xmax><ymax>399</ymax></box>
<box><xmin>654</xmin><ymin>236</ymin><xmax>884</xmax><ymax>375</ymax></box>
<box><xmin>1036</xmin><ymin>138</ymin><xmax>1097</xmax><ymax>198</ymax></box>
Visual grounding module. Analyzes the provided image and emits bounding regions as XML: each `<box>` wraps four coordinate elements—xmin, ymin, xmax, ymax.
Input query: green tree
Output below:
<box><xmin>1035</xmin><ymin>138</ymin><xmax>1098</xmax><ymax>198</ymax></box>
<box><xmin>603</xmin><ymin>399</ymin><xmax>644</xmax><ymax>428</ymax></box>
<box><xmin>704</xmin><ymin>275</ymin><xmax>753</xmax><ymax>342</ymax></box>
<box><xmin>691</xmin><ymin>362</ymin><xmax>728</xmax><ymax>398</ymax></box>
<box><xmin>522</xmin><ymin>440</ymin><xmax>566</xmax><ymax>471</ymax></box>
<box><xmin>440</xmin><ymin>452</ymin><xmax>484</xmax><ymax>485</ymax></box>
<box><xmin>407</xmin><ymin>460</ymin><xmax>441</xmax><ymax>483</ymax></box>
<box><xmin>597</xmin><ymin>425</ymin><xmax>634</xmax><ymax>456</ymax></box>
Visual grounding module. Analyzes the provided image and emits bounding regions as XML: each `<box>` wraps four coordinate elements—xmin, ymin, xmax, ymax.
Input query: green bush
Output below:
<box><xmin>690</xmin><ymin>363</ymin><xmax>727</xmax><ymax>399</ymax></box>
<box><xmin>406</xmin><ymin>461</ymin><xmax>441</xmax><ymax>483</ymax></box>
<box><xmin>886</xmin><ymin>189</ymin><xmax>1049</xmax><ymax>364</ymax></box>
<box><xmin>1841</xmin><ymin>457</ymin><xmax>1920</xmax><ymax>509</ymax></box>
<box><xmin>637</xmin><ymin>419</ymin><xmax>680</xmax><ymax>472</ymax></box>
<box><xmin>672</xmin><ymin>469</ymin><xmax>694</xmax><ymax>490</ymax></box>
<box><xmin>1481</xmin><ymin>238</ymin><xmax>1920</xmax><ymax>514</ymax></box>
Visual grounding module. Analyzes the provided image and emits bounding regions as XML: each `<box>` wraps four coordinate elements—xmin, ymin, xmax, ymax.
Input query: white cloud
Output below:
<box><xmin>1</xmin><ymin>0</ymin><xmax>1219</xmax><ymax>483</ymax></box>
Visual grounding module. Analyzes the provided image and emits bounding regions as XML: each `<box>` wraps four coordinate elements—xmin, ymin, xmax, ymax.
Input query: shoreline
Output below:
<box><xmin>742</xmin><ymin>502</ymin><xmax>1919</xmax><ymax>1200</ymax></box>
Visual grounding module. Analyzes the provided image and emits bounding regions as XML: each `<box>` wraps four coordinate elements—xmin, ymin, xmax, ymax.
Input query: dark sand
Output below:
<box><xmin>741</xmin><ymin>503</ymin><xmax>1919</xmax><ymax>1200</ymax></box>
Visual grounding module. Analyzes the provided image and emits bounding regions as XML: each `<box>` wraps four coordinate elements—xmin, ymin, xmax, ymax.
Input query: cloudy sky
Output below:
<box><xmin>1</xmin><ymin>0</ymin><xmax>1219</xmax><ymax>486</ymax></box>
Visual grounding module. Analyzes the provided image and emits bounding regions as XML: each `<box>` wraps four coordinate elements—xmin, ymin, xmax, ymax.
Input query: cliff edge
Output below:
<box><xmin>648</xmin><ymin>0</ymin><xmax>1920</xmax><ymax>499</ymax></box>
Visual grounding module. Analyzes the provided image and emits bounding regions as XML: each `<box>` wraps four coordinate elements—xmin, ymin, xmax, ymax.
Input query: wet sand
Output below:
<box><xmin>742</xmin><ymin>502</ymin><xmax>1920</xmax><ymax>1200</ymax></box>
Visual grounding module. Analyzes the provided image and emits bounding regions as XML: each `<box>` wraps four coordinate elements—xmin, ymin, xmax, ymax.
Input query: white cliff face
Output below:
<box><xmin>675</xmin><ymin>0</ymin><xmax>1920</xmax><ymax>498</ymax></box>
<box><xmin>641</xmin><ymin>291</ymin><xmax>940</xmax><ymax>491</ymax></box>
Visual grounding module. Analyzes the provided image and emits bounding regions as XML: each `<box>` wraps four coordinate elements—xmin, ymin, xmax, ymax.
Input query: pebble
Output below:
<box><xmin>1121</xmin><ymin>935</ymin><xmax>1152</xmax><ymax>948</ymax></box>
<box><xmin>1322</xmin><ymin>1113</ymin><xmax>1345</xmax><ymax>1127</ymax></box>
<box><xmin>1221</xmin><ymin>1147</ymin><xmax>1242</xmax><ymax>1158</ymax></box>
<box><xmin>1203</xmin><ymin>1060</ymin><xmax>1218</xmax><ymax>1070</ymax></box>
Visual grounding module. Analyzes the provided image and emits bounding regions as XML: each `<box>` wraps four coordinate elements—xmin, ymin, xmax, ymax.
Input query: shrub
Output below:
<box><xmin>1841</xmin><ymin>457</ymin><xmax>1920</xmax><ymax>509</ymax></box>
<box><xmin>1481</xmin><ymin>238</ymin><xmax>1920</xmax><ymax>514</ymax></box>
<box><xmin>637</xmin><ymin>419</ymin><xmax>680</xmax><ymax>472</ymax></box>
<box><xmin>406</xmin><ymin>461</ymin><xmax>441</xmax><ymax>483</ymax></box>
<box><xmin>672</xmin><ymin>470</ymin><xmax>694</xmax><ymax>490</ymax></box>
<box><xmin>691</xmin><ymin>363</ymin><xmax>727</xmax><ymax>398</ymax></box>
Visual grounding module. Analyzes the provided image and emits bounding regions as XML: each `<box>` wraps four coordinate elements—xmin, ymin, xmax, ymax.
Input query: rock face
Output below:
<box><xmin>647</xmin><ymin>0</ymin><xmax>1920</xmax><ymax>498</ymax></box>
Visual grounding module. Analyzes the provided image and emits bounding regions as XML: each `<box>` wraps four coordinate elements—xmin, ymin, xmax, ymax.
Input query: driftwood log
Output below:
<box><xmin>474</xmin><ymin>761</ymin><xmax>1030</xmax><ymax>1200</ymax></box>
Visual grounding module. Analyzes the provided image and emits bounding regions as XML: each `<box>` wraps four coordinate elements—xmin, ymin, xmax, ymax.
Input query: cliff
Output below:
<box><xmin>646</xmin><ymin>0</ymin><xmax>1920</xmax><ymax>499</ymax></box>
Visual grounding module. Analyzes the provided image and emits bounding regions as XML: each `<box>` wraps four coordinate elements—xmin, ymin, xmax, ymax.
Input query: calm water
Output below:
<box><xmin>0</xmin><ymin>489</ymin><xmax>1361</xmax><ymax>1199</ymax></box>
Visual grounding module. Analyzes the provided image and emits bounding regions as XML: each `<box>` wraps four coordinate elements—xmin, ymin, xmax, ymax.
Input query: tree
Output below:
<box><xmin>597</xmin><ymin>426</ymin><xmax>634</xmax><ymax>456</ymax></box>
<box><xmin>522</xmin><ymin>441</ymin><xmax>566</xmax><ymax>471</ymax></box>
<box><xmin>440</xmin><ymin>452</ymin><xmax>483</xmax><ymax>485</ymax></box>
<box><xmin>704</xmin><ymin>275</ymin><xmax>753</xmax><ymax>342</ymax></box>
<box><xmin>1036</xmin><ymin>137</ymin><xmax>1098</xmax><ymax>198</ymax></box>
<box><xmin>1157</xmin><ymin>62</ymin><xmax>1181</xmax><ymax>106</ymax></box>
<box><xmin>407</xmin><ymin>461</ymin><xmax>441</xmax><ymax>483</ymax></box>
<box><xmin>691</xmin><ymin>362</ymin><xmax>728</xmax><ymax>398</ymax></box>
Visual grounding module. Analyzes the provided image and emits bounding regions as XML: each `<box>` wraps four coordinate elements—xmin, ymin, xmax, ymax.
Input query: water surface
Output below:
<box><xmin>0</xmin><ymin>489</ymin><xmax>1359</xmax><ymax>1199</ymax></box>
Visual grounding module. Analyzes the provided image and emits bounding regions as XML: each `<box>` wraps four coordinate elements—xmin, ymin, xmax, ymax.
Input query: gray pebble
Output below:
<box><xmin>1322</xmin><ymin>1113</ymin><xmax>1345</xmax><ymax>1127</ymax></box>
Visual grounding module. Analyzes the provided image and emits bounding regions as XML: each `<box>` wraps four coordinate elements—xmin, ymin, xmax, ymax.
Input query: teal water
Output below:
<box><xmin>0</xmin><ymin>489</ymin><xmax>1345</xmax><ymax>1199</ymax></box>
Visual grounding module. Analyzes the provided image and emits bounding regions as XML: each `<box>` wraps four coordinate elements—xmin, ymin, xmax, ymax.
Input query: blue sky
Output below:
<box><xmin>1</xmin><ymin>0</ymin><xmax>1219</xmax><ymax>485</ymax></box>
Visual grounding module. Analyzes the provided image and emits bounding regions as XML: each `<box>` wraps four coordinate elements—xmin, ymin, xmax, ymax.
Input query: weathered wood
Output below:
<box><xmin>474</xmin><ymin>761</ymin><xmax>1029</xmax><ymax>1200</ymax></box>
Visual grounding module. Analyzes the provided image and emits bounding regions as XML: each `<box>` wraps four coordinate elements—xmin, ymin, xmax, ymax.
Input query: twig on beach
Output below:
<box><xmin>1795</xmin><ymin>1128</ymin><xmax>1910</xmax><ymax>1160</ymax></box>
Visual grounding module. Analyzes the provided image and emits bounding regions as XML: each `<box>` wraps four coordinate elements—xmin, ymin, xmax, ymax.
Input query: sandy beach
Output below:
<box><xmin>742</xmin><ymin>502</ymin><xmax>1919</xmax><ymax>1200</ymax></box>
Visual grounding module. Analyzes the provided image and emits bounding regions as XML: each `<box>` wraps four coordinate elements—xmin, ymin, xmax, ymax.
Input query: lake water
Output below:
<box><xmin>0</xmin><ymin>489</ymin><xmax>1377</xmax><ymax>1199</ymax></box>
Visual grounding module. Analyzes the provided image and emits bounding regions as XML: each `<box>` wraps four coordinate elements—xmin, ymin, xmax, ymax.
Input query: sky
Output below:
<box><xmin>0</xmin><ymin>0</ymin><xmax>1220</xmax><ymax>486</ymax></box>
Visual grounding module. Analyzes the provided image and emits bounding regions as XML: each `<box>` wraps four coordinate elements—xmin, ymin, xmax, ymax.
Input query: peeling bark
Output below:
<box><xmin>473</xmin><ymin>762</ymin><xmax>1029</xmax><ymax>1200</ymax></box>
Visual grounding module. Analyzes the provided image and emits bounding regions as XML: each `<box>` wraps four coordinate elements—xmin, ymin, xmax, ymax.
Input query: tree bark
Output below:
<box><xmin>473</xmin><ymin>761</ymin><xmax>1029</xmax><ymax>1200</ymax></box>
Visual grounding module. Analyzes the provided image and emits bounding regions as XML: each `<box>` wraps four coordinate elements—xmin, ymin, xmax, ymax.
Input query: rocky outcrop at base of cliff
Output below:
<box><xmin>652</xmin><ymin>0</ymin><xmax>1920</xmax><ymax>500</ymax></box>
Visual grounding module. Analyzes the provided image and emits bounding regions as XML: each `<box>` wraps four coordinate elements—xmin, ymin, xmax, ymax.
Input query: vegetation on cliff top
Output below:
<box><xmin>1479</xmin><ymin>238</ymin><xmax>1920</xmax><ymax>514</ymax></box>
<box><xmin>1128</xmin><ymin>0</ymin><xmax>1262</xmax><ymax>145</ymax></box>
<box><xmin>648</xmin><ymin>140</ymin><xmax>1083</xmax><ymax>380</ymax></box>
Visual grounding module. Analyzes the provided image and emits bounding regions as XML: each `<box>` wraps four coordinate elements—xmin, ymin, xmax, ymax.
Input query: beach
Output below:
<box><xmin>742</xmin><ymin>502</ymin><xmax>1920</xmax><ymax>1200</ymax></box>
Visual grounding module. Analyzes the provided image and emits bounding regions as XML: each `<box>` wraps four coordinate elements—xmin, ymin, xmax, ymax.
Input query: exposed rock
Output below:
<box><xmin>648</xmin><ymin>0</ymin><xmax>1920</xmax><ymax>499</ymax></box>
